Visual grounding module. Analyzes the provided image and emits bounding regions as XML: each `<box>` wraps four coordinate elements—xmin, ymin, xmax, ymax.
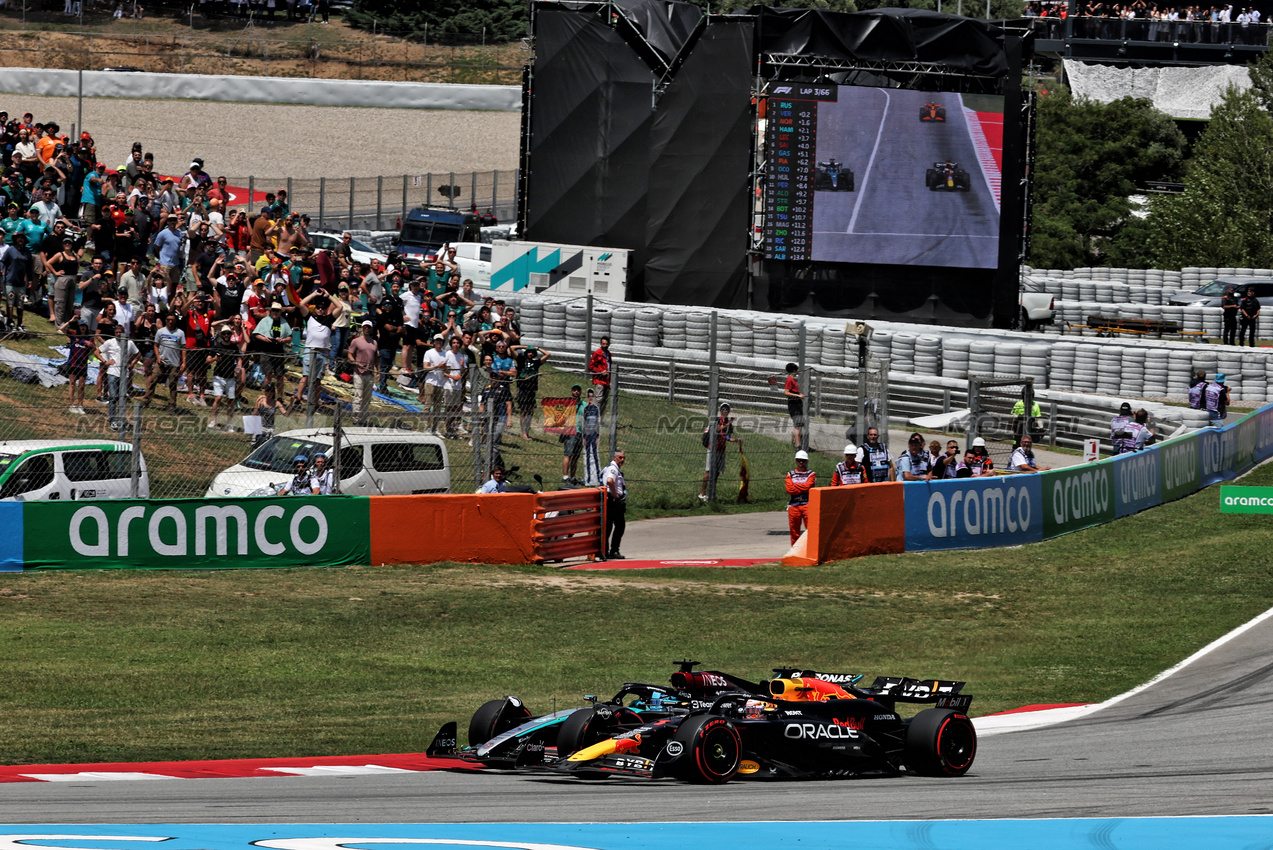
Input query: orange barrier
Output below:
<box><xmin>369</xmin><ymin>494</ymin><xmax>538</xmax><ymax>565</ymax></box>
<box><xmin>783</xmin><ymin>483</ymin><xmax>906</xmax><ymax>566</ymax></box>
<box><xmin>531</xmin><ymin>489</ymin><xmax>605</xmax><ymax>564</ymax></box>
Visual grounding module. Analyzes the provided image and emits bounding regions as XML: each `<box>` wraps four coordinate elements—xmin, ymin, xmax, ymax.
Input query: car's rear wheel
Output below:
<box><xmin>1020</xmin><ymin>307</ymin><xmax>1035</xmax><ymax>331</ymax></box>
<box><xmin>906</xmin><ymin>708</ymin><xmax>976</xmax><ymax>776</ymax></box>
<box><xmin>468</xmin><ymin>697</ymin><xmax>532</xmax><ymax>748</ymax></box>
<box><xmin>673</xmin><ymin>714</ymin><xmax>742</xmax><ymax>784</ymax></box>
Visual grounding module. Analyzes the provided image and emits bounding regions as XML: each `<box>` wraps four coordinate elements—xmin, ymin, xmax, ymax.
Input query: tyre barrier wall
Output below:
<box><xmin>783</xmin><ymin>401</ymin><xmax>1273</xmax><ymax>565</ymax></box>
<box><xmin>0</xmin><ymin>490</ymin><xmax>604</xmax><ymax>571</ymax></box>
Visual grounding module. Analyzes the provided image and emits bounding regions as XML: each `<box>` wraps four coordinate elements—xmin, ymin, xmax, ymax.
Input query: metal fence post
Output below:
<box><xmin>248</xmin><ymin>176</ymin><xmax>255</xmax><ymax>209</ymax></box>
<box><xmin>667</xmin><ymin>363</ymin><xmax>676</xmax><ymax>404</ymax></box>
<box><xmin>332</xmin><ymin>399</ymin><xmax>343</xmax><ymax>493</ymax></box>
<box><xmin>799</xmin><ymin>364</ymin><xmax>811</xmax><ymax>453</ymax></box>
<box><xmin>470</xmin><ymin>171</ymin><xmax>477</xmax><ymax>210</ymax></box>
<box><xmin>376</xmin><ymin>176</ymin><xmax>384</xmax><ymax>231</ymax></box>
<box><xmin>448</xmin><ymin>171</ymin><xmax>456</xmax><ymax>210</ymax></box>
<box><xmin>584</xmin><ymin>293</ymin><xmax>593</xmax><ymax>356</ymax></box>
<box><xmin>966</xmin><ymin>378</ymin><xmax>980</xmax><ymax>450</ymax></box>
<box><xmin>491</xmin><ymin>170</ymin><xmax>498</xmax><ymax>214</ymax></box>
<box><xmin>705</xmin><ymin>312</ymin><xmax>719</xmax><ymax>501</ymax></box>
<box><xmin>129</xmin><ymin>401</ymin><xmax>143</xmax><ymax>499</ymax></box>
<box><xmin>306</xmin><ymin>351</ymin><xmax>319</xmax><ymax>428</ymax></box>
<box><xmin>318</xmin><ymin>176</ymin><xmax>326</xmax><ymax>229</ymax></box>
<box><xmin>402</xmin><ymin>175</ymin><xmax>409</xmax><ymax>224</ymax></box>
<box><xmin>349</xmin><ymin>177</ymin><xmax>355</xmax><ymax>229</ymax></box>
<box><xmin>427</xmin><ymin>174</ymin><xmax>432</xmax><ymax>208</ymax></box>
<box><xmin>470</xmin><ymin>363</ymin><xmax>483</xmax><ymax>490</ymax></box>
<box><xmin>607</xmin><ymin>365</ymin><xmax>619</xmax><ymax>461</ymax></box>
<box><xmin>286</xmin><ymin>177</ymin><xmax>293</xmax><ymax>214</ymax></box>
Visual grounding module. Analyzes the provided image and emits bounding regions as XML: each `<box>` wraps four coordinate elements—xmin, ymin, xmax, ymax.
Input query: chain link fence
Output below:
<box><xmin>217</xmin><ymin>170</ymin><xmax>517</xmax><ymax>232</ymax></box>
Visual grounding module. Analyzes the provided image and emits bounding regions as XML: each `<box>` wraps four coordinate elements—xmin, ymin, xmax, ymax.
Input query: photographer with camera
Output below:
<box><xmin>294</xmin><ymin>287</ymin><xmax>342</xmax><ymax>405</ymax></box>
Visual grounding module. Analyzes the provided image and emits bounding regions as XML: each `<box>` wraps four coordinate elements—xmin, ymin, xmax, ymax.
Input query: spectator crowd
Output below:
<box><xmin>1025</xmin><ymin>1</ymin><xmax>1270</xmax><ymax>42</ymax></box>
<box><xmin>0</xmin><ymin>109</ymin><xmax>532</xmax><ymax>442</ymax></box>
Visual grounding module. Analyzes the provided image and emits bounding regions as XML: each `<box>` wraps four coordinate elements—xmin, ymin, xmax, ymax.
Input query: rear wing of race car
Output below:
<box><xmin>866</xmin><ymin>677</ymin><xmax>972</xmax><ymax>712</ymax></box>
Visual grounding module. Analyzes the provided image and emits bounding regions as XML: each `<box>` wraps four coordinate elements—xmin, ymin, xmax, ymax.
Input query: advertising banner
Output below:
<box><xmin>1042</xmin><ymin>459</ymin><xmax>1115</xmax><ymax>539</ymax></box>
<box><xmin>1219</xmin><ymin>485</ymin><xmax>1273</xmax><ymax>514</ymax></box>
<box><xmin>1198</xmin><ymin>424</ymin><xmax>1239</xmax><ymax>488</ymax></box>
<box><xmin>22</xmin><ymin>496</ymin><xmax>370</xmax><ymax>570</ymax></box>
<box><xmin>1158</xmin><ymin>433</ymin><xmax>1201</xmax><ymax>504</ymax></box>
<box><xmin>1255</xmin><ymin>406</ymin><xmax>1273</xmax><ymax>465</ymax></box>
<box><xmin>1112</xmin><ymin>446</ymin><xmax>1162</xmax><ymax>518</ymax></box>
<box><xmin>0</xmin><ymin>501</ymin><xmax>22</xmax><ymax>571</ymax></box>
<box><xmin>903</xmin><ymin>475</ymin><xmax>1043</xmax><ymax>552</ymax></box>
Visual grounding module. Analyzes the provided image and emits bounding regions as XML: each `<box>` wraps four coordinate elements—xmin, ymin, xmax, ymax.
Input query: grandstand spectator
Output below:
<box><xmin>347</xmin><ymin>320</ymin><xmax>379</xmax><ymax>424</ymax></box>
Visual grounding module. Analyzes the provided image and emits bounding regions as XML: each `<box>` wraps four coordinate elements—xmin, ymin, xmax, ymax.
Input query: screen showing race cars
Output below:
<box><xmin>763</xmin><ymin>84</ymin><xmax>1004</xmax><ymax>270</ymax></box>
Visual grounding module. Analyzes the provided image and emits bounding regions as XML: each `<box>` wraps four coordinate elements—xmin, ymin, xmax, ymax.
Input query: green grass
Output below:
<box><xmin>1</xmin><ymin>460</ymin><xmax>1272</xmax><ymax>763</ymax></box>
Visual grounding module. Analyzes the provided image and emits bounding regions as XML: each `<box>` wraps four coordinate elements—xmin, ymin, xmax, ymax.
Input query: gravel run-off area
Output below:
<box><xmin>0</xmin><ymin>92</ymin><xmax>522</xmax><ymax>180</ymax></box>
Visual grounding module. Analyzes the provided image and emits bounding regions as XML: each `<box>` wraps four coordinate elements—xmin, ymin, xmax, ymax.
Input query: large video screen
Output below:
<box><xmin>764</xmin><ymin>85</ymin><xmax>1004</xmax><ymax>270</ymax></box>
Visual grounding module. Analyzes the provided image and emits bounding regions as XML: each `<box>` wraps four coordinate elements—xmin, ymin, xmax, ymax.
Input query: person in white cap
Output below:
<box><xmin>831</xmin><ymin>443</ymin><xmax>866</xmax><ymax>486</ymax></box>
<box><xmin>785</xmin><ymin>449</ymin><xmax>816</xmax><ymax>544</ymax></box>
<box><xmin>967</xmin><ymin>436</ymin><xmax>994</xmax><ymax>476</ymax></box>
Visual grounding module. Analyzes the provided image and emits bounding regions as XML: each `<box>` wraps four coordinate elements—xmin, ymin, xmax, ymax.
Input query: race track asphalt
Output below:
<box><xmin>1</xmin><ymin>608</ymin><xmax>1270</xmax><ymax>824</ymax></box>
<box><xmin>811</xmin><ymin>89</ymin><xmax>1000</xmax><ymax>269</ymax></box>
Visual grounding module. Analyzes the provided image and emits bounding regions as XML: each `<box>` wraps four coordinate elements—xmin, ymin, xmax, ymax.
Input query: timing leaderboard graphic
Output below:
<box><xmin>764</xmin><ymin>84</ymin><xmax>1004</xmax><ymax>270</ymax></box>
<box><xmin>763</xmin><ymin>84</ymin><xmax>837</xmax><ymax>262</ymax></box>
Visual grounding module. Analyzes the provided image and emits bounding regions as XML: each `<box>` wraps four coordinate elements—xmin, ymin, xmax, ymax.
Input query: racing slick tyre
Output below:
<box><xmin>925</xmin><ymin>169</ymin><xmax>938</xmax><ymax>189</ymax></box>
<box><xmin>813</xmin><ymin>171</ymin><xmax>833</xmax><ymax>191</ymax></box>
<box><xmin>556</xmin><ymin>704</ymin><xmax>636</xmax><ymax>757</ymax></box>
<box><xmin>936</xmin><ymin>107</ymin><xmax>946</xmax><ymax>120</ymax></box>
<box><xmin>844</xmin><ymin>173</ymin><xmax>855</xmax><ymax>191</ymax></box>
<box><xmin>468</xmin><ymin>697</ymin><xmax>533</xmax><ymax>747</ymax></box>
<box><xmin>905</xmin><ymin>708</ymin><xmax>977</xmax><ymax>776</ymax></box>
<box><xmin>673</xmin><ymin>714</ymin><xmax>742</xmax><ymax>784</ymax></box>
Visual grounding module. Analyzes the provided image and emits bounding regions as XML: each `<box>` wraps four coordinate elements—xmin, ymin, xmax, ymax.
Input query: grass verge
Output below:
<box><xmin>1</xmin><ymin>460</ymin><xmax>1271</xmax><ymax>764</ymax></box>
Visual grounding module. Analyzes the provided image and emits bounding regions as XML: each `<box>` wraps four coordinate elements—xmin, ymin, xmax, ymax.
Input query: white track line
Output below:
<box><xmin>976</xmin><ymin>603</ymin><xmax>1273</xmax><ymax>736</ymax></box>
<box><xmin>846</xmin><ymin>89</ymin><xmax>891</xmax><ymax>234</ymax></box>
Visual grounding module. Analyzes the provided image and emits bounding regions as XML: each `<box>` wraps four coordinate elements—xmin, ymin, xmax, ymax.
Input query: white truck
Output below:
<box><xmin>489</xmin><ymin>240</ymin><xmax>631</xmax><ymax>301</ymax></box>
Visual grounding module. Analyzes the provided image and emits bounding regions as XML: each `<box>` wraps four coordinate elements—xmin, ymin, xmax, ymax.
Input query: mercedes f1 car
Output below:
<box><xmin>554</xmin><ymin>674</ymin><xmax>976</xmax><ymax>783</ymax></box>
<box><xmin>426</xmin><ymin>662</ymin><xmax>864</xmax><ymax>770</ymax></box>
<box><xmin>925</xmin><ymin>161</ymin><xmax>971</xmax><ymax>192</ymax></box>
<box><xmin>920</xmin><ymin>102</ymin><xmax>947</xmax><ymax>122</ymax></box>
<box><xmin>813</xmin><ymin>159</ymin><xmax>854</xmax><ymax>191</ymax></box>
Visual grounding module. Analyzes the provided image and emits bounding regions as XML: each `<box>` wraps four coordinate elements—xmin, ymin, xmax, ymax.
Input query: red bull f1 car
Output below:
<box><xmin>925</xmin><ymin>161</ymin><xmax>971</xmax><ymax>192</ymax></box>
<box><xmin>920</xmin><ymin>102</ymin><xmax>947</xmax><ymax>122</ymax></box>
<box><xmin>426</xmin><ymin>662</ymin><xmax>865</xmax><ymax>770</ymax></box>
<box><xmin>553</xmin><ymin>674</ymin><xmax>976</xmax><ymax>783</ymax></box>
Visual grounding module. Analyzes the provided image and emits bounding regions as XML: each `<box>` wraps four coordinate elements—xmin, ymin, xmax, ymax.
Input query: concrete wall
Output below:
<box><xmin>0</xmin><ymin>68</ymin><xmax>520</xmax><ymax>111</ymax></box>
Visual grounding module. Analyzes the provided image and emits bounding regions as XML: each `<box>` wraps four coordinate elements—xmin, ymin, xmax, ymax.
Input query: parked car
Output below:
<box><xmin>205</xmin><ymin>428</ymin><xmax>449</xmax><ymax>498</ymax></box>
<box><xmin>0</xmin><ymin>440</ymin><xmax>148</xmax><ymax>501</ymax></box>
<box><xmin>447</xmin><ymin>241</ymin><xmax>492</xmax><ymax>287</ymax></box>
<box><xmin>307</xmin><ymin>231</ymin><xmax>387</xmax><ymax>267</ymax></box>
<box><xmin>1168</xmin><ymin>277</ymin><xmax>1273</xmax><ymax>307</ymax></box>
<box><xmin>1019</xmin><ymin>278</ymin><xmax>1056</xmax><ymax>331</ymax></box>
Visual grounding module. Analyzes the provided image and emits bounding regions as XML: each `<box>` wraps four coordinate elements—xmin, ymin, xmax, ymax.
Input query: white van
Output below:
<box><xmin>0</xmin><ymin>440</ymin><xmax>148</xmax><ymax>501</ymax></box>
<box><xmin>205</xmin><ymin>427</ymin><xmax>450</xmax><ymax>498</ymax></box>
<box><xmin>450</xmin><ymin>241</ymin><xmax>492</xmax><ymax>287</ymax></box>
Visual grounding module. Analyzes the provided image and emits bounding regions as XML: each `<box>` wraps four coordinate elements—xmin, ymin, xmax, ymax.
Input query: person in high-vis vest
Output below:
<box><xmin>785</xmin><ymin>450</ymin><xmax>816</xmax><ymax>544</ymax></box>
<box><xmin>831</xmin><ymin>443</ymin><xmax>866</xmax><ymax>486</ymax></box>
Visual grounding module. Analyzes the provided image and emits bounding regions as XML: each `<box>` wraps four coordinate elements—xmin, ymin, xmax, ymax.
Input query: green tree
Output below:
<box><xmin>1146</xmin><ymin>86</ymin><xmax>1273</xmax><ymax>269</ymax></box>
<box><xmin>1029</xmin><ymin>87</ymin><xmax>1186</xmax><ymax>269</ymax></box>
<box><xmin>346</xmin><ymin>0</ymin><xmax>528</xmax><ymax>42</ymax></box>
